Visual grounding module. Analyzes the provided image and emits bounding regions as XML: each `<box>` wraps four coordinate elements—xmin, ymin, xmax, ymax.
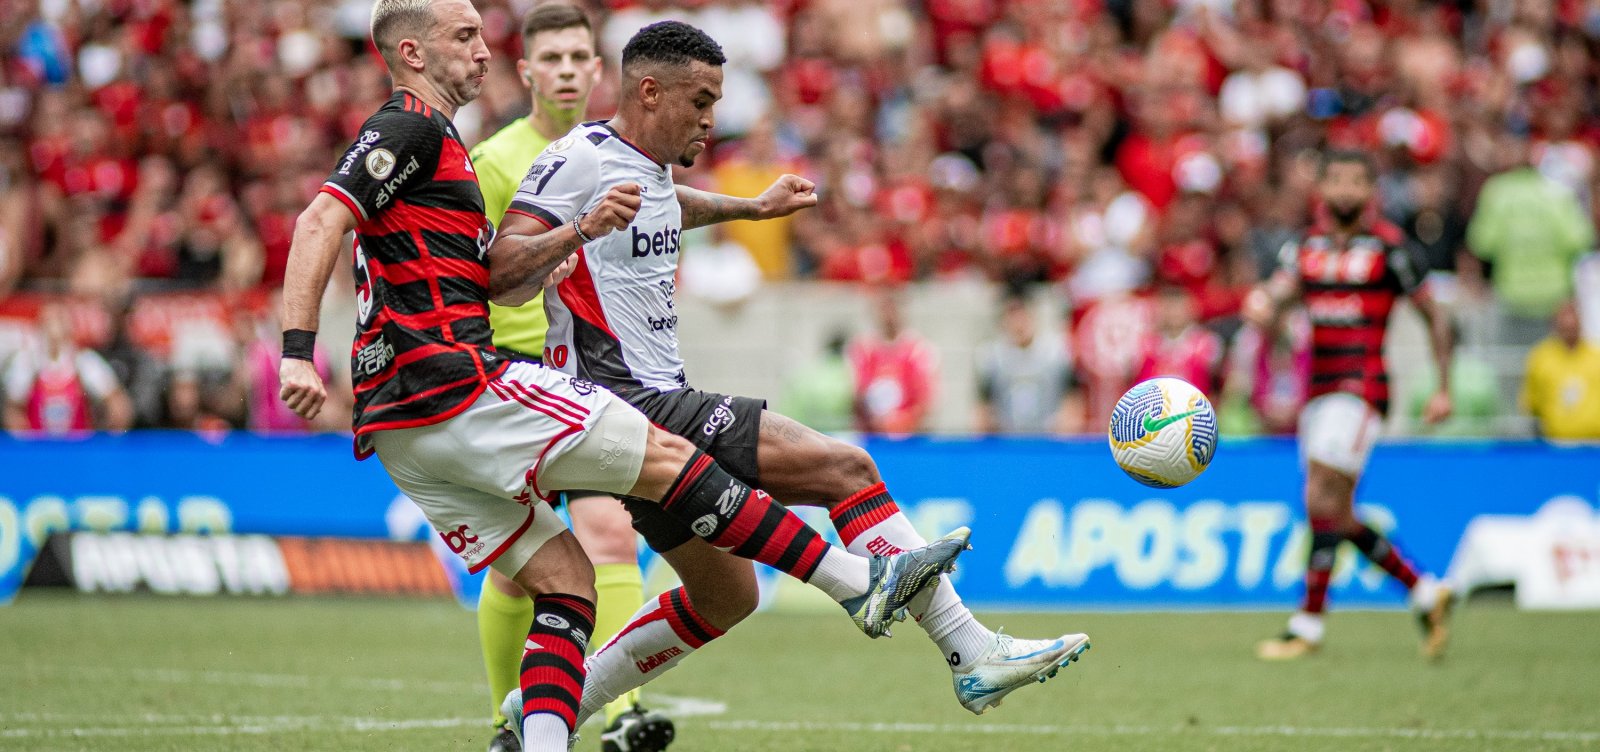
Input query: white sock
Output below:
<box><xmin>832</xmin><ymin>490</ymin><xmax>995</xmax><ymax>671</ymax></box>
<box><xmin>521</xmin><ymin>713</ymin><xmax>570</xmax><ymax>751</ymax></box>
<box><xmin>805</xmin><ymin>548</ymin><xmax>872</xmax><ymax>603</ymax></box>
<box><xmin>577</xmin><ymin>589</ymin><xmax>721</xmax><ymax>727</ymax></box>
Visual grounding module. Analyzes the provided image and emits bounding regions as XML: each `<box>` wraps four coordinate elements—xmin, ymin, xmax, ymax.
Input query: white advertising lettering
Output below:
<box><xmin>338</xmin><ymin>130</ymin><xmax>382</xmax><ymax>176</ymax></box>
<box><xmin>373</xmin><ymin>156</ymin><xmax>422</xmax><ymax>209</ymax></box>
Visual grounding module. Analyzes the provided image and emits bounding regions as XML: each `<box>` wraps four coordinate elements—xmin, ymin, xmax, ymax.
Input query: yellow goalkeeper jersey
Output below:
<box><xmin>471</xmin><ymin>117</ymin><xmax>550</xmax><ymax>359</ymax></box>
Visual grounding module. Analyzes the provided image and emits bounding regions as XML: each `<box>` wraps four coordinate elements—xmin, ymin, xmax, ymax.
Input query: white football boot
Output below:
<box><xmin>500</xmin><ymin>688</ymin><xmax>579</xmax><ymax>752</ymax></box>
<box><xmin>952</xmin><ymin>630</ymin><xmax>1091</xmax><ymax>714</ymax></box>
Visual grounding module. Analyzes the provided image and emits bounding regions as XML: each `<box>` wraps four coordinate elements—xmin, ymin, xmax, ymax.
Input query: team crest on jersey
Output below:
<box><xmin>547</xmin><ymin>136</ymin><xmax>574</xmax><ymax>153</ymax></box>
<box><xmin>366</xmin><ymin>148</ymin><xmax>397</xmax><ymax>180</ymax></box>
<box><xmin>567</xmin><ymin>377</ymin><xmax>596</xmax><ymax>395</ymax></box>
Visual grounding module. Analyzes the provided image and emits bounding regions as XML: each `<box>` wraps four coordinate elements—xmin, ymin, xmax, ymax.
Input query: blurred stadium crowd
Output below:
<box><xmin>0</xmin><ymin>0</ymin><xmax>1597</xmax><ymax>438</ymax></box>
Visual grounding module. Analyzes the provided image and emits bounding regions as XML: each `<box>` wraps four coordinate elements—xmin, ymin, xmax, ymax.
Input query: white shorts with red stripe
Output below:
<box><xmin>1298</xmin><ymin>391</ymin><xmax>1383</xmax><ymax>479</ymax></box>
<box><xmin>371</xmin><ymin>362</ymin><xmax>650</xmax><ymax>577</ymax></box>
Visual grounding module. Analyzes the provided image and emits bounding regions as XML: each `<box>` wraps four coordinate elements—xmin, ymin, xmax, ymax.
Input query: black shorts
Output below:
<box><xmin>615</xmin><ymin>387</ymin><xmax>766</xmax><ymax>554</ymax></box>
<box><xmin>618</xmin><ymin>387</ymin><xmax>766</xmax><ymax>486</ymax></box>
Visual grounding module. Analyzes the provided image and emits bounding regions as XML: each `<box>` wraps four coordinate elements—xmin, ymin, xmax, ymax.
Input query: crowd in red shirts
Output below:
<box><xmin>1</xmin><ymin>0</ymin><xmax>1596</xmax><ymax>434</ymax></box>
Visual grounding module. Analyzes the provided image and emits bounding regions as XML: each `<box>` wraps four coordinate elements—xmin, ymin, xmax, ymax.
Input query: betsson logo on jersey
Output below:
<box><xmin>631</xmin><ymin>225</ymin><xmax>681</xmax><ymax>258</ymax></box>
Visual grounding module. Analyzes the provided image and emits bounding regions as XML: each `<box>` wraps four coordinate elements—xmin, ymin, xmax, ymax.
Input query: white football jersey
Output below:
<box><xmin>507</xmin><ymin>121</ymin><xmax>686</xmax><ymax>392</ymax></box>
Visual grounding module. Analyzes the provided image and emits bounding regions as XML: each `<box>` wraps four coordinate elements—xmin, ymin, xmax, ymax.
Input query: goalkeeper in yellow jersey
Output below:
<box><xmin>469</xmin><ymin>7</ymin><xmax>651</xmax><ymax>751</ymax></box>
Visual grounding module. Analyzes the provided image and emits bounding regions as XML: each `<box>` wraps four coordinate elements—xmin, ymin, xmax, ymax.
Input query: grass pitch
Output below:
<box><xmin>1</xmin><ymin>593</ymin><xmax>1596</xmax><ymax>751</ymax></box>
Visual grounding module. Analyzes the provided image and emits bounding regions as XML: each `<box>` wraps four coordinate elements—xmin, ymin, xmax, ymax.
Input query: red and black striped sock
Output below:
<box><xmin>658</xmin><ymin>451</ymin><xmax>833</xmax><ymax>582</ymax></box>
<box><xmin>1300</xmin><ymin>517</ymin><xmax>1342</xmax><ymax>615</ymax></box>
<box><xmin>1347</xmin><ymin>523</ymin><xmax>1420</xmax><ymax>589</ymax></box>
<box><xmin>829</xmin><ymin>482</ymin><xmax>903</xmax><ymax>553</ymax></box>
<box><xmin>520</xmin><ymin>593</ymin><xmax>595</xmax><ymax>747</ymax></box>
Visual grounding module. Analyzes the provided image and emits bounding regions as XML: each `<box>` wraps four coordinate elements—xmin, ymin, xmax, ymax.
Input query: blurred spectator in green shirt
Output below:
<box><xmin>1467</xmin><ymin>139</ymin><xmax>1595</xmax><ymax>345</ymax></box>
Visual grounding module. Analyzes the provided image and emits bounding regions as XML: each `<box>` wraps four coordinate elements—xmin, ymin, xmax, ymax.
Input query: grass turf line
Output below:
<box><xmin>1</xmin><ymin>593</ymin><xmax>1595</xmax><ymax>751</ymax></box>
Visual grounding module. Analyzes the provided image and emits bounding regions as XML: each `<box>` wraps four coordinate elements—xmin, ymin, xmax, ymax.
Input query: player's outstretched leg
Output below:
<box><xmin>1347</xmin><ymin>520</ymin><xmax>1454</xmax><ymax>659</ymax></box>
<box><xmin>753</xmin><ymin>411</ymin><xmax>1090</xmax><ymax>714</ymax></box>
<box><xmin>539</xmin><ymin>407</ymin><xmax>970</xmax><ymax>640</ymax></box>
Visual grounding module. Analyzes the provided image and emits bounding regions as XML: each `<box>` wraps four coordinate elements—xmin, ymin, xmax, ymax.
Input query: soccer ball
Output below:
<box><xmin>1107</xmin><ymin>377</ymin><xmax>1218</xmax><ymax>488</ymax></box>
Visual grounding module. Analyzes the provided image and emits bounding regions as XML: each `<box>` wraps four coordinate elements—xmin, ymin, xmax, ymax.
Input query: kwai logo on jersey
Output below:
<box><xmin>373</xmin><ymin>155</ymin><xmax>422</xmax><ymax>209</ymax></box>
<box><xmin>338</xmin><ymin>130</ymin><xmax>382</xmax><ymax>175</ymax></box>
<box><xmin>631</xmin><ymin>225</ymin><xmax>681</xmax><ymax>258</ymax></box>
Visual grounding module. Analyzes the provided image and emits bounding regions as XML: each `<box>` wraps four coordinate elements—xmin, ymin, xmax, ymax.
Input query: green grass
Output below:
<box><xmin>1</xmin><ymin>594</ymin><xmax>1596</xmax><ymax>751</ymax></box>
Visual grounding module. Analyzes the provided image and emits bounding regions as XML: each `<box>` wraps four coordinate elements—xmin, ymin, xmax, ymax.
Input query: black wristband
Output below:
<box><xmin>282</xmin><ymin>329</ymin><xmax>317</xmax><ymax>362</ymax></box>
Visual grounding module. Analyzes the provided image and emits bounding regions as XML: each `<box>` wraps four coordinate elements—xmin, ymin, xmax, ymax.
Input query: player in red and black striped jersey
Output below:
<box><xmin>321</xmin><ymin>87</ymin><xmax>507</xmax><ymax>451</ymax></box>
<box><xmin>1245</xmin><ymin>150</ymin><xmax>1457</xmax><ymax>661</ymax></box>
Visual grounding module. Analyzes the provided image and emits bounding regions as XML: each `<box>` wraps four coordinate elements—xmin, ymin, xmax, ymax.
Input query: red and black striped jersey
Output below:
<box><xmin>321</xmin><ymin>90</ymin><xmax>507</xmax><ymax>455</ymax></box>
<box><xmin>1277</xmin><ymin>221</ymin><xmax>1427</xmax><ymax>415</ymax></box>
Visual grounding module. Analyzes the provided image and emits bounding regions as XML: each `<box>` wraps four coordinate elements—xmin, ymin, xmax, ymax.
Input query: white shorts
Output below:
<box><xmin>371</xmin><ymin>362</ymin><xmax>650</xmax><ymax>577</ymax></box>
<box><xmin>1298</xmin><ymin>392</ymin><xmax>1383</xmax><ymax>479</ymax></box>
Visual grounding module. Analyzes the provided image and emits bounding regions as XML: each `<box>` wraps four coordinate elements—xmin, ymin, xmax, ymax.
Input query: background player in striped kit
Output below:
<box><xmin>1245</xmin><ymin>150</ymin><xmax>1457</xmax><ymax>661</ymax></box>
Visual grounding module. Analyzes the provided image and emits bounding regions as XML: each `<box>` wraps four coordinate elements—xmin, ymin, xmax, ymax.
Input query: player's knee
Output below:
<box><xmin>570</xmin><ymin>497</ymin><xmax>638</xmax><ymax>565</ymax></box>
<box><xmin>829</xmin><ymin>442</ymin><xmax>880</xmax><ymax>495</ymax></box>
<box><xmin>630</xmin><ymin>428</ymin><xmax>698</xmax><ymax>500</ymax></box>
<box><xmin>511</xmin><ymin>537</ymin><xmax>598</xmax><ymax>603</ymax></box>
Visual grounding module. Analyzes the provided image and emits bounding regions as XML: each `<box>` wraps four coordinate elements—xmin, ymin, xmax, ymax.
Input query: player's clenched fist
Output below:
<box><xmin>279</xmin><ymin>358</ymin><xmax>328</xmax><ymax>421</ymax></box>
<box><xmin>756</xmin><ymin>174</ymin><xmax>818</xmax><ymax>219</ymax></box>
<box><xmin>578</xmin><ymin>183</ymin><xmax>642</xmax><ymax>238</ymax></box>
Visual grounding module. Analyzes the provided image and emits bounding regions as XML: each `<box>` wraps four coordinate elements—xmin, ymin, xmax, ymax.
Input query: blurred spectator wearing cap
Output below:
<box><xmin>1466</xmin><ymin>138</ymin><xmax>1595</xmax><ymax>347</ymax></box>
<box><xmin>3</xmin><ymin>302</ymin><xmax>131</xmax><ymax>434</ymax></box>
<box><xmin>975</xmin><ymin>291</ymin><xmax>1081</xmax><ymax>435</ymax></box>
<box><xmin>1521</xmin><ymin>300</ymin><xmax>1600</xmax><ymax>441</ymax></box>
<box><xmin>848</xmin><ymin>288</ymin><xmax>936</xmax><ymax>435</ymax></box>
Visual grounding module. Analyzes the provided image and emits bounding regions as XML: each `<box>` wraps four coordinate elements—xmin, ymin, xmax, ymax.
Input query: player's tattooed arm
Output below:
<box><xmin>676</xmin><ymin>175</ymin><xmax>818</xmax><ymax>230</ymax></box>
<box><xmin>490</xmin><ymin>184</ymin><xmax>643</xmax><ymax>306</ymax></box>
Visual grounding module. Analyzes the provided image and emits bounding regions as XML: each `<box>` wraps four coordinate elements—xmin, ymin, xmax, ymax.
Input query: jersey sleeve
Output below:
<box><xmin>506</xmin><ymin>139</ymin><xmax>600</xmax><ymax>230</ymax></box>
<box><xmin>321</xmin><ymin>109</ymin><xmax>441</xmax><ymax>222</ymax></box>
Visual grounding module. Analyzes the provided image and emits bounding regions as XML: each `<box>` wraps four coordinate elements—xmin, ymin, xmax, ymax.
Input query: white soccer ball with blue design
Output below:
<box><xmin>1107</xmin><ymin>377</ymin><xmax>1218</xmax><ymax>488</ymax></box>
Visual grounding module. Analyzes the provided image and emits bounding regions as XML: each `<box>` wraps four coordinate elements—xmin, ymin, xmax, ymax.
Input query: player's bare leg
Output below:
<box><xmin>506</xmin><ymin>530</ymin><xmax>599</xmax><ymax>752</ymax></box>
<box><xmin>753</xmin><ymin>410</ymin><xmax>1089</xmax><ymax>714</ymax></box>
<box><xmin>566</xmin><ymin>494</ymin><xmax>655</xmax><ymax>722</ymax></box>
<box><xmin>480</xmin><ymin>496</ymin><xmax>649</xmax><ymax>751</ymax></box>
<box><xmin>1259</xmin><ymin>461</ymin><xmax>1451</xmax><ymax>661</ymax></box>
